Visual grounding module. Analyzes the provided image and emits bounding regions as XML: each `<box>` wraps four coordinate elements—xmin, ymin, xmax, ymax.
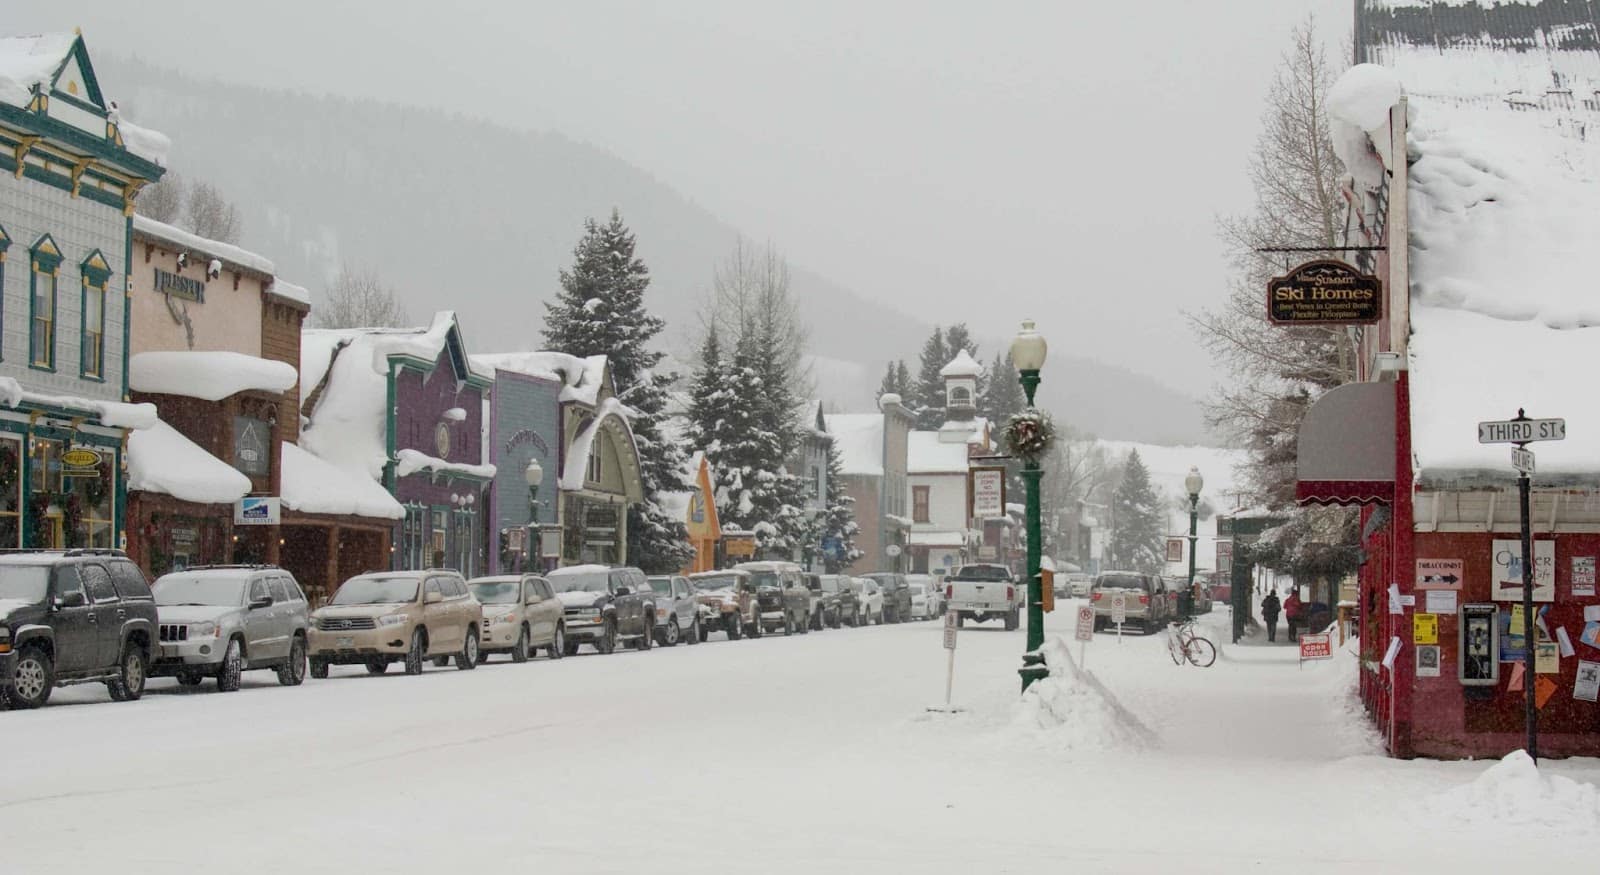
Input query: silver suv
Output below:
<box><xmin>150</xmin><ymin>566</ymin><xmax>311</xmax><ymax>691</ymax></box>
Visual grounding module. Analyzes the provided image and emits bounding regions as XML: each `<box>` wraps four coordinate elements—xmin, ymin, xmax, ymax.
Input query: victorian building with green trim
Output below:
<box><xmin>0</xmin><ymin>32</ymin><xmax>167</xmax><ymax>550</ymax></box>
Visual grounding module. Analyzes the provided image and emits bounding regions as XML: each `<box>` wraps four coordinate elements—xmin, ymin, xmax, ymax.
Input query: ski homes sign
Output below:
<box><xmin>1267</xmin><ymin>260</ymin><xmax>1382</xmax><ymax>325</ymax></box>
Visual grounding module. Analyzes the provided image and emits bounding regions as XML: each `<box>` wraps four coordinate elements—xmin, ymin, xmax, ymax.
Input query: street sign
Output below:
<box><xmin>1512</xmin><ymin>447</ymin><xmax>1536</xmax><ymax>474</ymax></box>
<box><xmin>1477</xmin><ymin>418</ymin><xmax>1565</xmax><ymax>444</ymax></box>
<box><xmin>1074</xmin><ymin>605</ymin><xmax>1095</xmax><ymax>642</ymax></box>
<box><xmin>945</xmin><ymin>610</ymin><xmax>957</xmax><ymax>630</ymax></box>
<box><xmin>942</xmin><ymin>628</ymin><xmax>957</xmax><ymax>650</ymax></box>
<box><xmin>1110</xmin><ymin>593</ymin><xmax>1128</xmax><ymax>624</ymax></box>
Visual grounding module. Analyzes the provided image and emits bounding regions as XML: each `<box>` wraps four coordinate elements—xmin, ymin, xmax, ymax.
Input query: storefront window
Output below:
<box><xmin>0</xmin><ymin>439</ymin><xmax>20</xmax><ymax>548</ymax></box>
<box><xmin>429</xmin><ymin>508</ymin><xmax>447</xmax><ymax>568</ymax></box>
<box><xmin>28</xmin><ymin>439</ymin><xmax>61</xmax><ymax>548</ymax></box>
<box><xmin>453</xmin><ymin>508</ymin><xmax>476</xmax><ymax>577</ymax></box>
<box><xmin>401</xmin><ymin>504</ymin><xmax>425</xmax><ymax>569</ymax></box>
<box><xmin>65</xmin><ymin>458</ymin><xmax>114</xmax><ymax>549</ymax></box>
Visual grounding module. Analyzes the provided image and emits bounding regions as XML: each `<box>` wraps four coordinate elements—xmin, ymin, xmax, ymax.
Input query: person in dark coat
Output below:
<box><xmin>1261</xmin><ymin>590</ymin><xmax>1282</xmax><ymax>642</ymax></box>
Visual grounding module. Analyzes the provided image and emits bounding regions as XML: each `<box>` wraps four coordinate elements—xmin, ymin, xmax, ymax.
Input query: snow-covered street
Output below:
<box><xmin>4</xmin><ymin>603</ymin><xmax>1599</xmax><ymax>873</ymax></box>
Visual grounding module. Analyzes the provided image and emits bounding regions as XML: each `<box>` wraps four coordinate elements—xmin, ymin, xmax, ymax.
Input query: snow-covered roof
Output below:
<box><xmin>471</xmin><ymin>351</ymin><xmax>608</xmax><ymax>406</ymax></box>
<box><xmin>908</xmin><ymin>431</ymin><xmax>969</xmax><ymax>475</ymax></box>
<box><xmin>395</xmin><ymin>448</ymin><xmax>495</xmax><ymax>481</ymax></box>
<box><xmin>131</xmin><ymin>215</ymin><xmax>276</xmax><ymax>277</ymax></box>
<box><xmin>0</xmin><ymin>33</ymin><xmax>76</xmax><ymax>108</ymax></box>
<box><xmin>0</xmin><ymin>376</ymin><xmax>155</xmax><ymax>430</ymax></box>
<box><xmin>908</xmin><ymin>530</ymin><xmax>968</xmax><ymax>547</ymax></box>
<box><xmin>269</xmin><ymin>278</ymin><xmax>311</xmax><ymax>307</ymax></box>
<box><xmin>130</xmin><ymin>351</ymin><xmax>298</xmax><ymax>402</ymax></box>
<box><xmin>1354</xmin><ymin>14</ymin><xmax>1600</xmax><ymax>482</ymax></box>
<box><xmin>559</xmin><ymin>397</ymin><xmax>638</xmax><ymax>495</ymax></box>
<box><xmin>300</xmin><ymin>312</ymin><xmax>487</xmax><ymax>481</ymax></box>
<box><xmin>127</xmin><ymin>420</ymin><xmax>251</xmax><ymax>505</ymax></box>
<box><xmin>280</xmin><ymin>442</ymin><xmax>403</xmax><ymax>520</ymax></box>
<box><xmin>824</xmin><ymin>413</ymin><xmax>883</xmax><ymax>477</ymax></box>
<box><xmin>939</xmin><ymin>349</ymin><xmax>983</xmax><ymax>378</ymax></box>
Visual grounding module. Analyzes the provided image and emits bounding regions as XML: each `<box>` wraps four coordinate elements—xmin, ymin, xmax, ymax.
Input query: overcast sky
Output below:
<box><xmin>18</xmin><ymin>0</ymin><xmax>1349</xmax><ymax>397</ymax></box>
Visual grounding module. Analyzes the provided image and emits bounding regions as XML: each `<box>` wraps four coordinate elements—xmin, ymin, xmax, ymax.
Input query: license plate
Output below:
<box><xmin>336</xmin><ymin>637</ymin><xmax>354</xmax><ymax>648</ymax></box>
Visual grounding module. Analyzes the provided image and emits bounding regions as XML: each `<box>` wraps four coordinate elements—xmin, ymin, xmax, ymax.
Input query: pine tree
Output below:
<box><xmin>894</xmin><ymin>360</ymin><xmax>913</xmax><ymax>400</ymax></box>
<box><xmin>1108</xmin><ymin>449</ymin><xmax>1165</xmax><ymax>573</ymax></box>
<box><xmin>545</xmin><ymin>210</ymin><xmax>691</xmax><ymax>572</ymax></box>
<box><xmin>878</xmin><ymin>362</ymin><xmax>899</xmax><ymax>398</ymax></box>
<box><xmin>709</xmin><ymin>335</ymin><xmax>790</xmax><ymax>550</ymax></box>
<box><xmin>982</xmin><ymin>351</ymin><xmax>1026</xmax><ymax>423</ymax></box>
<box><xmin>818</xmin><ymin>436</ymin><xmax>862</xmax><ymax>572</ymax></box>
<box><xmin>913</xmin><ymin>326</ymin><xmax>948</xmax><ymax>429</ymax></box>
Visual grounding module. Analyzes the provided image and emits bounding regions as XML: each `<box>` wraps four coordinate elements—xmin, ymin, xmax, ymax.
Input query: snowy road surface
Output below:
<box><xmin>3</xmin><ymin>602</ymin><xmax>1599</xmax><ymax>873</ymax></box>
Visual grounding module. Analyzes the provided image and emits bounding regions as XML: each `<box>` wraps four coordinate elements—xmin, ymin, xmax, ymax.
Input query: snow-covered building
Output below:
<box><xmin>905</xmin><ymin>352</ymin><xmax>992</xmax><ymax>575</ymax></box>
<box><xmin>0</xmin><ymin>32</ymin><xmax>167</xmax><ymax>550</ymax></box>
<box><xmin>1291</xmin><ymin>0</ymin><xmax>1600</xmax><ymax>758</ymax></box>
<box><xmin>123</xmin><ymin>219</ymin><xmax>401</xmax><ymax>600</ymax></box>
<box><xmin>302</xmin><ymin>313</ymin><xmax>494</xmax><ymax>580</ymax></box>
<box><xmin>471</xmin><ymin>351</ymin><xmax>643</xmax><ymax>570</ymax></box>
<box><xmin>790</xmin><ymin>400</ymin><xmax>831</xmax><ymax>570</ymax></box>
<box><xmin>825</xmin><ymin>394</ymin><xmax>915</xmax><ymax>573</ymax></box>
<box><xmin>658</xmin><ymin>452</ymin><xmax>719</xmax><ymax>574</ymax></box>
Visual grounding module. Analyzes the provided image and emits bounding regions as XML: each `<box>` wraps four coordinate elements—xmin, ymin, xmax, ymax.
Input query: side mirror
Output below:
<box><xmin>55</xmin><ymin>591</ymin><xmax>85</xmax><ymax>609</ymax></box>
<box><xmin>425</xmin><ymin>590</ymin><xmax>443</xmax><ymax>604</ymax></box>
<box><xmin>250</xmin><ymin>595</ymin><xmax>273</xmax><ymax>610</ymax></box>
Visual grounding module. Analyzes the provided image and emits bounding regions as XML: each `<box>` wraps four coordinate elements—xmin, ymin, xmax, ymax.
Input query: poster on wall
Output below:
<box><xmin>1574</xmin><ymin>556</ymin><xmax>1597</xmax><ymax>597</ymax></box>
<box><xmin>1413</xmin><ymin>613</ymin><xmax>1438</xmax><ymax>645</ymax></box>
<box><xmin>1416</xmin><ymin>645</ymin><xmax>1441</xmax><ymax>678</ymax></box>
<box><xmin>1491</xmin><ymin>539</ymin><xmax>1555</xmax><ymax>602</ymax></box>
<box><xmin>1165</xmin><ymin>538</ymin><xmax>1184</xmax><ymax>563</ymax></box>
<box><xmin>1536</xmin><ymin>641</ymin><xmax>1560</xmax><ymax>675</ymax></box>
<box><xmin>1576</xmin><ymin>661</ymin><xmax>1600</xmax><ymax>703</ymax></box>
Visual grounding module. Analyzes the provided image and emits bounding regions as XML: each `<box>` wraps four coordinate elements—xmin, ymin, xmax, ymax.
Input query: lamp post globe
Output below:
<box><xmin>1010</xmin><ymin>320</ymin><xmax>1048</xmax><ymax>408</ymax></box>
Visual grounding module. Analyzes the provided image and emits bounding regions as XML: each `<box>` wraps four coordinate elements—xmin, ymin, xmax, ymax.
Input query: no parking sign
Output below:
<box><xmin>1075</xmin><ymin>606</ymin><xmax>1095</xmax><ymax>642</ymax></box>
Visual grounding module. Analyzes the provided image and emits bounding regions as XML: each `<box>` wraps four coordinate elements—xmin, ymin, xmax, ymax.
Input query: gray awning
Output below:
<box><xmin>1295</xmin><ymin>381</ymin><xmax>1396</xmax><ymax>505</ymax></box>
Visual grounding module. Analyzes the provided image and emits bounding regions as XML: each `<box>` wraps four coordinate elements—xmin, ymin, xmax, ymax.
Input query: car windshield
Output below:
<box><xmin>1096</xmin><ymin>574</ymin><xmax>1148</xmax><ymax>592</ymax></box>
<box><xmin>469</xmin><ymin>581</ymin><xmax>520</xmax><ymax>604</ymax></box>
<box><xmin>867</xmin><ymin>575</ymin><xmax>897</xmax><ymax>590</ymax></box>
<box><xmin>747</xmin><ymin>571</ymin><xmax>781</xmax><ymax>588</ymax></box>
<box><xmin>332</xmin><ymin>576</ymin><xmax>419</xmax><ymax>605</ymax></box>
<box><xmin>153</xmin><ymin>575</ymin><xmax>245</xmax><ymax>606</ymax></box>
<box><xmin>648</xmin><ymin>577</ymin><xmax>674</xmax><ymax>594</ymax></box>
<box><xmin>0</xmin><ymin>566</ymin><xmax>51</xmax><ymax>603</ymax></box>
<box><xmin>692</xmin><ymin>574</ymin><xmax>741</xmax><ymax>592</ymax></box>
<box><xmin>548</xmin><ymin>574</ymin><xmax>611</xmax><ymax>594</ymax></box>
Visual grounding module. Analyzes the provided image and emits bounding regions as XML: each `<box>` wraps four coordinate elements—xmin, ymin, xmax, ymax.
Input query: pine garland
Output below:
<box><xmin>1004</xmin><ymin>408</ymin><xmax>1056</xmax><ymax>460</ymax></box>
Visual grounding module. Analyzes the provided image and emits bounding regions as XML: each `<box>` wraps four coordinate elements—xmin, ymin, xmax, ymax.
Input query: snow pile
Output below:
<box><xmin>0</xmin><ymin>376</ymin><xmax>156</xmax><ymax>430</ymax></box>
<box><xmin>823</xmin><ymin>413</ymin><xmax>883</xmax><ymax>477</ymax></box>
<box><xmin>1005</xmin><ymin>637</ymin><xmax>1157</xmax><ymax>754</ymax></box>
<box><xmin>394</xmin><ymin>448</ymin><xmax>495</xmax><ymax>480</ymax></box>
<box><xmin>127</xmin><ymin>421</ymin><xmax>251</xmax><ymax>505</ymax></box>
<box><xmin>130</xmin><ymin>351</ymin><xmax>298</xmax><ymax>401</ymax></box>
<box><xmin>280</xmin><ymin>442</ymin><xmax>403</xmax><ymax>520</ymax></box>
<box><xmin>1427</xmin><ymin>751</ymin><xmax>1600</xmax><ymax>832</ymax></box>
<box><xmin>269</xmin><ymin>278</ymin><xmax>311</xmax><ymax>307</ymax></box>
<box><xmin>472</xmin><ymin>351</ymin><xmax>608</xmax><ymax>405</ymax></box>
<box><xmin>1328</xmin><ymin>63</ymin><xmax>1404</xmax><ymax>191</ymax></box>
<box><xmin>112</xmin><ymin>114</ymin><xmax>171</xmax><ymax>167</ymax></box>
<box><xmin>133</xmin><ymin>215</ymin><xmax>275</xmax><ymax>276</ymax></box>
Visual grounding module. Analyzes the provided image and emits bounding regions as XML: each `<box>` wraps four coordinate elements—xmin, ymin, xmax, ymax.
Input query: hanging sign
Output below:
<box><xmin>1266</xmin><ymin>260</ymin><xmax>1382</xmax><ymax>325</ymax></box>
<box><xmin>970</xmin><ymin>467</ymin><xmax>1006</xmax><ymax>518</ymax></box>
<box><xmin>61</xmin><ymin>446</ymin><xmax>103</xmax><ymax>477</ymax></box>
<box><xmin>1165</xmin><ymin>538</ymin><xmax>1184</xmax><ymax>563</ymax></box>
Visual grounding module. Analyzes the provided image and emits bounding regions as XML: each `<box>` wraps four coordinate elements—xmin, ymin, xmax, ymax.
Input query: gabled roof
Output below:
<box><xmin>824</xmin><ymin>413</ymin><xmax>883</xmax><ymax>477</ymax></box>
<box><xmin>471</xmin><ymin>351</ymin><xmax>611</xmax><ymax>407</ymax></box>
<box><xmin>908</xmin><ymin>431</ymin><xmax>970</xmax><ymax>475</ymax></box>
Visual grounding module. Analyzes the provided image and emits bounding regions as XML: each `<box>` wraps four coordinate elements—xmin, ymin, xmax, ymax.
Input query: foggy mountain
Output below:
<box><xmin>106</xmin><ymin>57</ymin><xmax>1210</xmax><ymax>445</ymax></box>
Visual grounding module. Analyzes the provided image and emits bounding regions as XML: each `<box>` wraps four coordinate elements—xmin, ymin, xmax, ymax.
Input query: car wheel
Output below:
<box><xmin>782</xmin><ymin>613</ymin><xmax>794</xmax><ymax>636</ymax></box>
<box><xmin>664</xmin><ymin>618</ymin><xmax>680</xmax><ymax>647</ymax></box>
<box><xmin>216</xmin><ymin>638</ymin><xmax>244</xmax><ymax>693</ymax></box>
<box><xmin>404</xmin><ymin>629</ymin><xmax>426</xmax><ymax>675</ymax></box>
<box><xmin>457</xmin><ymin>626</ymin><xmax>479</xmax><ymax>669</ymax></box>
<box><xmin>177</xmin><ymin>672</ymin><xmax>204</xmax><ymax>687</ymax></box>
<box><xmin>310</xmin><ymin>658</ymin><xmax>329</xmax><ymax>679</ymax></box>
<box><xmin>366</xmin><ymin>658</ymin><xmax>389</xmax><ymax>675</ymax></box>
<box><xmin>796</xmin><ymin>611</ymin><xmax>809</xmax><ymax>635</ymax></box>
<box><xmin>511</xmin><ymin>626</ymin><xmax>530</xmax><ymax>664</ymax></box>
<box><xmin>107</xmin><ymin>644</ymin><xmax>147</xmax><ymax>702</ymax></box>
<box><xmin>278</xmin><ymin>636</ymin><xmax>308</xmax><ymax>686</ymax></box>
<box><xmin>550</xmin><ymin>625</ymin><xmax>566</xmax><ymax>659</ymax></box>
<box><xmin>636</xmin><ymin>619</ymin><xmax>654</xmax><ymax>651</ymax></box>
<box><xmin>688</xmin><ymin>616</ymin><xmax>702</xmax><ymax>645</ymax></box>
<box><xmin>956</xmin><ymin>613</ymin><xmax>965</xmax><ymax>628</ymax></box>
<box><xmin>596</xmin><ymin>619</ymin><xmax>617</xmax><ymax>654</ymax></box>
<box><xmin>6</xmin><ymin>645</ymin><xmax>53</xmax><ymax>709</ymax></box>
<box><xmin>1005</xmin><ymin>609</ymin><xmax>1020</xmax><ymax>631</ymax></box>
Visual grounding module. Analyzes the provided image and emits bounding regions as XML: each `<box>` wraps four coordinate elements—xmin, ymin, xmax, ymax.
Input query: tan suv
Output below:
<box><xmin>307</xmin><ymin>570</ymin><xmax>483</xmax><ymax>677</ymax></box>
<box><xmin>467</xmin><ymin>574</ymin><xmax>566</xmax><ymax>663</ymax></box>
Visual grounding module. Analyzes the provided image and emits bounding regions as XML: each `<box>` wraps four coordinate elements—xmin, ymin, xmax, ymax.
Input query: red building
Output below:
<box><xmin>1295</xmin><ymin>2</ymin><xmax>1600</xmax><ymax>758</ymax></box>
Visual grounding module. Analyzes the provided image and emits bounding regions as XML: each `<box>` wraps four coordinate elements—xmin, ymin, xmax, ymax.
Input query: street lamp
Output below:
<box><xmin>524</xmin><ymin>458</ymin><xmax>544</xmax><ymax>515</ymax></box>
<box><xmin>1185</xmin><ymin>466</ymin><xmax>1204</xmax><ymax>620</ymax></box>
<box><xmin>1010</xmin><ymin>320</ymin><xmax>1048</xmax><ymax>691</ymax></box>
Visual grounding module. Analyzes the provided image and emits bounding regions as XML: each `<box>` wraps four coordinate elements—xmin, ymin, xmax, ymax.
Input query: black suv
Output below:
<box><xmin>0</xmin><ymin>550</ymin><xmax>159</xmax><ymax>709</ymax></box>
<box><xmin>864</xmin><ymin>572</ymin><xmax>913</xmax><ymax>624</ymax></box>
<box><xmin>547</xmin><ymin>565</ymin><xmax>658</xmax><ymax>654</ymax></box>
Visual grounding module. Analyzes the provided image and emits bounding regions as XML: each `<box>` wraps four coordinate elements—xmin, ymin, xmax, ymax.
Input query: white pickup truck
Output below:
<box><xmin>943</xmin><ymin>563</ymin><xmax>1021</xmax><ymax>630</ymax></box>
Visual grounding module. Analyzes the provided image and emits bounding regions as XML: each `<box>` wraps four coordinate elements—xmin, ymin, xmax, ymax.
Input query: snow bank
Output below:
<box><xmin>132</xmin><ymin>215</ymin><xmax>275</xmax><ymax>276</ymax></box>
<box><xmin>280</xmin><ymin>442</ymin><xmax>403</xmax><ymax>520</ymax></box>
<box><xmin>0</xmin><ymin>376</ymin><xmax>157</xmax><ymax>430</ymax></box>
<box><xmin>472</xmin><ymin>351</ymin><xmax>607</xmax><ymax>405</ymax></box>
<box><xmin>1005</xmin><ymin>637</ymin><xmax>1157</xmax><ymax>754</ymax></box>
<box><xmin>1427</xmin><ymin>751</ymin><xmax>1600</xmax><ymax>832</ymax></box>
<box><xmin>130</xmin><ymin>351</ymin><xmax>298</xmax><ymax>401</ymax></box>
<box><xmin>127</xmin><ymin>421</ymin><xmax>250</xmax><ymax>505</ymax></box>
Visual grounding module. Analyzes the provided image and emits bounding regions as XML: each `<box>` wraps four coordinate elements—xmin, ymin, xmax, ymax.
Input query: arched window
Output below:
<box><xmin>949</xmin><ymin>385</ymin><xmax>972</xmax><ymax>405</ymax></box>
<box><xmin>29</xmin><ymin>234</ymin><xmax>62</xmax><ymax>370</ymax></box>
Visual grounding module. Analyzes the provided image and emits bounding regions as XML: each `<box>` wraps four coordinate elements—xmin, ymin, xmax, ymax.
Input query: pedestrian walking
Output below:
<box><xmin>1261</xmin><ymin>589</ymin><xmax>1281</xmax><ymax>643</ymax></box>
<box><xmin>1284</xmin><ymin>590</ymin><xmax>1304</xmax><ymax>642</ymax></box>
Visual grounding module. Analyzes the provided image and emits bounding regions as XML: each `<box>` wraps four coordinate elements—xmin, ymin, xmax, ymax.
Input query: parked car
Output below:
<box><xmin>647</xmin><ymin>574</ymin><xmax>701</xmax><ymax>646</ymax></box>
<box><xmin>925</xmin><ymin>575</ymin><xmax>947</xmax><ymax>617</ymax></box>
<box><xmin>687</xmin><ymin>569</ymin><xmax>754</xmax><ymax>640</ymax></box>
<box><xmin>802</xmin><ymin>573</ymin><xmax>841</xmax><ymax>630</ymax></box>
<box><xmin>547</xmin><ymin>565</ymin><xmax>656</xmax><ymax>654</ymax></box>
<box><xmin>1200</xmin><ymin>571</ymin><xmax>1232</xmax><ymax>605</ymax></box>
<box><xmin>467</xmin><ymin>575</ymin><xmax>566</xmax><ymax>662</ymax></box>
<box><xmin>1062</xmin><ymin>573</ymin><xmax>1094</xmax><ymax>598</ymax></box>
<box><xmin>819</xmin><ymin>574</ymin><xmax>859</xmax><ymax>627</ymax></box>
<box><xmin>945</xmin><ymin>563</ymin><xmax>1019</xmax><ymax>629</ymax></box>
<box><xmin>863</xmin><ymin>572</ymin><xmax>912</xmax><ymax>623</ymax></box>
<box><xmin>150</xmin><ymin>565</ymin><xmax>310</xmax><ymax>691</ymax></box>
<box><xmin>905</xmin><ymin>574</ymin><xmax>940</xmax><ymax>620</ymax></box>
<box><xmin>1090</xmin><ymin>571</ymin><xmax>1170</xmax><ymax>633</ymax></box>
<box><xmin>308</xmin><ymin>570</ymin><xmax>483</xmax><ymax>676</ymax></box>
<box><xmin>0</xmin><ymin>550</ymin><xmax>158</xmax><ymax>709</ymax></box>
<box><xmin>734</xmin><ymin>561</ymin><xmax>810</xmax><ymax>636</ymax></box>
<box><xmin>851</xmin><ymin>577</ymin><xmax>885</xmax><ymax>625</ymax></box>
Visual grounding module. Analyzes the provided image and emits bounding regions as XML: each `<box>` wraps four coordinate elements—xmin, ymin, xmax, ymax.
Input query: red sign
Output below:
<box><xmin>1299</xmin><ymin>633</ymin><xmax>1333</xmax><ymax>661</ymax></box>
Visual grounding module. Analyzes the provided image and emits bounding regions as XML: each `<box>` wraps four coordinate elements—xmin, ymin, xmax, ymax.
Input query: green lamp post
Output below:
<box><xmin>1010</xmin><ymin>320</ymin><xmax>1049</xmax><ymax>692</ymax></box>
<box><xmin>1185</xmin><ymin>466</ymin><xmax>1203</xmax><ymax>620</ymax></box>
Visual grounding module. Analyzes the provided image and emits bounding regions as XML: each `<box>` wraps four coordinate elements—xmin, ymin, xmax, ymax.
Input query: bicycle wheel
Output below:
<box><xmin>1186</xmin><ymin>636</ymin><xmax>1217</xmax><ymax>668</ymax></box>
<box><xmin>1167</xmin><ymin>630</ymin><xmax>1185</xmax><ymax>665</ymax></box>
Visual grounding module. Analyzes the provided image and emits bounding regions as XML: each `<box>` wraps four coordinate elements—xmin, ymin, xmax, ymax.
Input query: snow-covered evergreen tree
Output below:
<box><xmin>982</xmin><ymin>350</ymin><xmax>1026</xmax><ymax>424</ymax></box>
<box><xmin>1108</xmin><ymin>449</ymin><xmax>1164</xmax><ymax>573</ymax></box>
<box><xmin>913</xmin><ymin>326</ymin><xmax>948</xmax><ymax>429</ymax></box>
<box><xmin>704</xmin><ymin>335</ymin><xmax>790</xmax><ymax>551</ymax></box>
<box><xmin>879</xmin><ymin>359</ymin><xmax>911</xmax><ymax>398</ymax></box>
<box><xmin>818</xmin><ymin>436</ymin><xmax>862</xmax><ymax>571</ymax></box>
<box><xmin>545</xmin><ymin>210</ymin><xmax>691</xmax><ymax>572</ymax></box>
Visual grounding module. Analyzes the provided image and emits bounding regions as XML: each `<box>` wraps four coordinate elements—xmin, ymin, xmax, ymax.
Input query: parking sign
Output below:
<box><xmin>1110</xmin><ymin>593</ymin><xmax>1127</xmax><ymax>624</ymax></box>
<box><xmin>1075</xmin><ymin>605</ymin><xmax>1095</xmax><ymax>642</ymax></box>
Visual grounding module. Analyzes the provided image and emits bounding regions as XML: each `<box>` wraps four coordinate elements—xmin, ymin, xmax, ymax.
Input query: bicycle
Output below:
<box><xmin>1166</xmin><ymin>618</ymin><xmax>1216</xmax><ymax>668</ymax></box>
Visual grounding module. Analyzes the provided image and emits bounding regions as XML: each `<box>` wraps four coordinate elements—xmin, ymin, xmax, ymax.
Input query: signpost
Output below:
<box><xmin>970</xmin><ymin>466</ymin><xmax>1007</xmax><ymax>519</ymax></box>
<box><xmin>931</xmin><ymin>610</ymin><xmax>961</xmax><ymax>713</ymax></box>
<box><xmin>1075</xmin><ymin>604</ymin><xmax>1094</xmax><ymax>667</ymax></box>
<box><xmin>1110</xmin><ymin>592</ymin><xmax>1127</xmax><ymax>642</ymax></box>
<box><xmin>1477</xmin><ymin>409</ymin><xmax>1565</xmax><ymax>762</ymax></box>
